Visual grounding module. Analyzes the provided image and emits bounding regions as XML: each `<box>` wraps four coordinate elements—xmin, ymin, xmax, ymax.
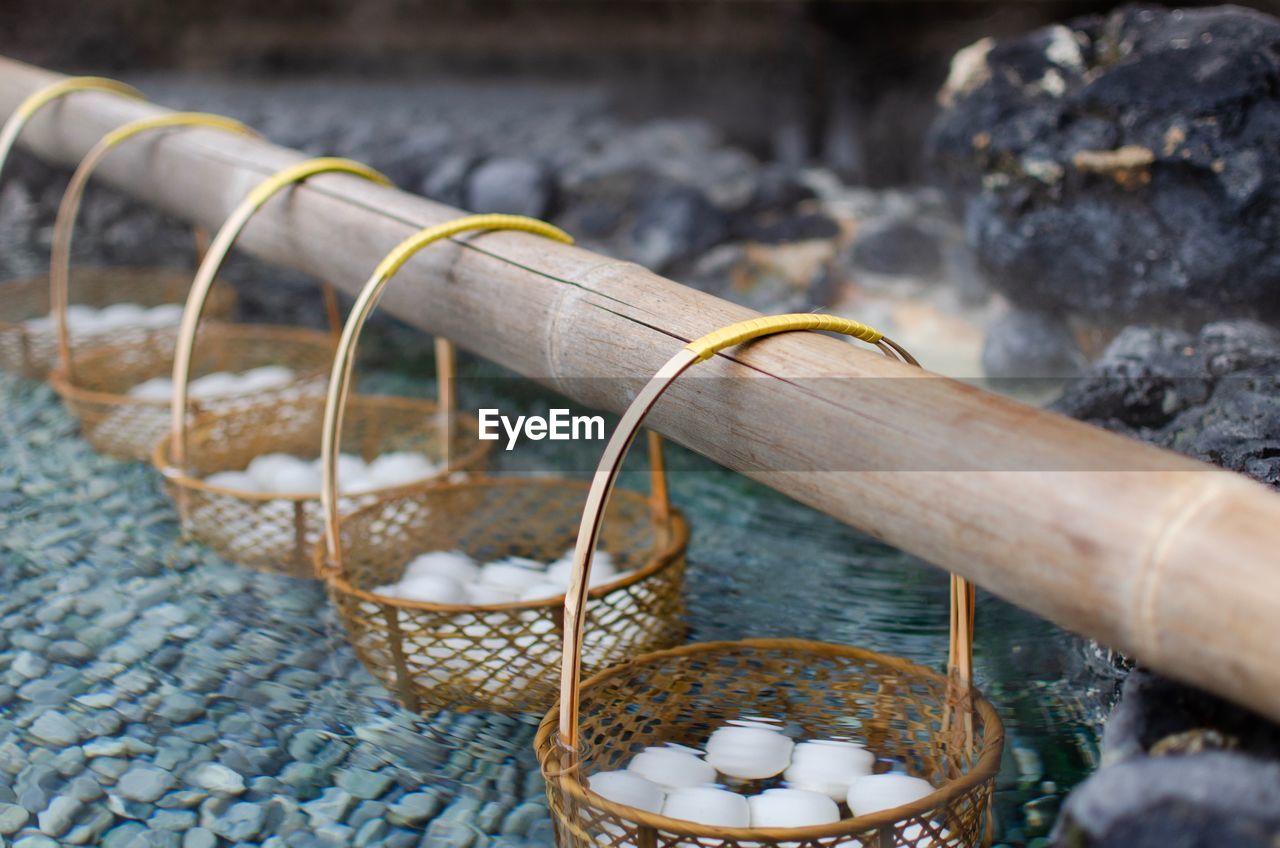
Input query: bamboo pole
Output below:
<box><xmin>2</xmin><ymin>56</ymin><xmax>1279</xmax><ymax>723</ymax></box>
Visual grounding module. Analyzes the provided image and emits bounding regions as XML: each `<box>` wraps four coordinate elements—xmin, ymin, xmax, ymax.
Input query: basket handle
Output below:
<box><xmin>319</xmin><ymin>213</ymin><xmax>582</xmax><ymax>568</ymax></box>
<box><xmin>0</xmin><ymin>77</ymin><xmax>144</xmax><ymax>184</ymax></box>
<box><xmin>556</xmin><ymin>313</ymin><xmax>971</xmax><ymax>750</ymax></box>
<box><xmin>49</xmin><ymin>112</ymin><xmax>260</xmax><ymax>380</ymax></box>
<box><xmin>167</xmin><ymin>157</ymin><xmax>394</xmax><ymax>470</ymax></box>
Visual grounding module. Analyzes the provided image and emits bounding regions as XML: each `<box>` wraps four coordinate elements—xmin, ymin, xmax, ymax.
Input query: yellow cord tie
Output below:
<box><xmin>372</xmin><ymin>213</ymin><xmax>573</xmax><ymax>282</ymax></box>
<box><xmin>685</xmin><ymin>313</ymin><xmax>884</xmax><ymax>361</ymax></box>
<box><xmin>96</xmin><ymin>112</ymin><xmax>254</xmax><ymax>149</ymax></box>
<box><xmin>0</xmin><ymin>77</ymin><xmax>145</xmax><ymax>181</ymax></box>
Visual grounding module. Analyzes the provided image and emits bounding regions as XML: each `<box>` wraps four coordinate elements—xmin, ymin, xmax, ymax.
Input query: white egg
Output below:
<box><xmin>188</xmin><ymin>371</ymin><xmax>244</xmax><ymax>400</ymax></box>
<box><xmin>128</xmin><ymin>376</ymin><xmax>174</xmax><ymax>401</ymax></box>
<box><xmin>24</xmin><ymin>314</ymin><xmax>54</xmax><ymax>332</ymax></box>
<box><xmin>517</xmin><ymin>582</ymin><xmax>565</xmax><ymax>603</ymax></box>
<box><xmin>265</xmin><ymin>462</ymin><xmax>323</xmax><ymax>495</ymax></box>
<box><xmin>846</xmin><ymin>773</ymin><xmax>934</xmax><ymax>817</ymax></box>
<box><xmin>747</xmin><ymin>788</ymin><xmax>840</xmax><ymax>829</ymax></box>
<box><xmin>393</xmin><ymin>574</ymin><xmax>467</xmax><ymax>605</ymax></box>
<box><xmin>238</xmin><ymin>365</ymin><xmax>296</xmax><ymax>392</ymax></box>
<box><xmin>705</xmin><ymin>725</ymin><xmax>795</xmax><ymax>781</ymax></box>
<box><xmin>480</xmin><ymin>559</ymin><xmax>549</xmax><ymax>592</ymax></box>
<box><xmin>94</xmin><ymin>303</ymin><xmax>148</xmax><ymax>331</ymax></box>
<box><xmin>204</xmin><ymin>471</ymin><xmax>261</xmax><ymax>492</ymax></box>
<box><xmin>587</xmin><ymin>771</ymin><xmax>665</xmax><ymax>813</ymax></box>
<box><xmin>247</xmin><ymin>453</ymin><xmax>307</xmax><ymax>488</ymax></box>
<box><xmin>661</xmin><ymin>786</ymin><xmax>749</xmax><ymax>827</ymax></box>
<box><xmin>64</xmin><ymin>305</ymin><xmax>100</xmax><ymax>333</ymax></box>
<box><xmin>467</xmin><ymin>583</ymin><xmax>519</xmax><ymax>606</ymax></box>
<box><xmin>784</xmin><ymin>740</ymin><xmax>875</xmax><ymax>800</ymax></box>
<box><xmin>338</xmin><ymin>474</ymin><xmax>378</xmax><ymax>495</ymax></box>
<box><xmin>312</xmin><ymin>452</ymin><xmax>367</xmax><ymax>478</ymax></box>
<box><xmin>627</xmin><ymin>747</ymin><xmax>717</xmax><ymax>791</ymax></box>
<box><xmin>366</xmin><ymin>452</ymin><xmax>438</xmax><ymax>488</ymax></box>
<box><xmin>404</xmin><ymin>551</ymin><xmax>481</xmax><ymax>584</ymax></box>
<box><xmin>547</xmin><ymin>553</ymin><xmax>619</xmax><ymax>588</ymax></box>
<box><xmin>142</xmin><ymin>303</ymin><xmax>184</xmax><ymax>327</ymax></box>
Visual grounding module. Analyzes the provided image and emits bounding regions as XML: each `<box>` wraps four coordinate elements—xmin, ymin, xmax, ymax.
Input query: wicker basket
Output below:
<box><xmin>0</xmin><ymin>268</ymin><xmax>236</xmax><ymax>380</ymax></box>
<box><xmin>55</xmin><ymin>322</ymin><xmax>335</xmax><ymax>460</ymax></box>
<box><xmin>327</xmin><ymin>474</ymin><xmax>688</xmax><ymax>714</ymax></box>
<box><xmin>537</xmin><ymin>314</ymin><xmax>1005</xmax><ymax>848</ymax></box>
<box><xmin>315</xmin><ymin>213</ymin><xmax>689</xmax><ymax>714</ymax></box>
<box><xmin>42</xmin><ymin>121</ymin><xmax>364</xmax><ymax>460</ymax></box>
<box><xmin>148</xmin><ymin>158</ymin><xmax>489</xmax><ymax>577</ymax></box>
<box><xmin>0</xmin><ymin>79</ymin><xmax>235</xmax><ymax>379</ymax></box>
<box><xmin>154</xmin><ymin>391</ymin><xmax>489</xmax><ymax>578</ymax></box>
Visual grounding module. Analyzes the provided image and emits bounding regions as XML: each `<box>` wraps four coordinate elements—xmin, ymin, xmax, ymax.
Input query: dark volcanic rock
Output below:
<box><xmin>928</xmin><ymin>5</ymin><xmax>1280</xmax><ymax>322</ymax></box>
<box><xmin>1103</xmin><ymin>668</ymin><xmax>1280</xmax><ymax>765</ymax></box>
<box><xmin>849</xmin><ymin>217</ymin><xmax>943</xmax><ymax>278</ymax></box>
<box><xmin>1053</xmin><ymin>752</ymin><xmax>1280</xmax><ymax>847</ymax></box>
<box><xmin>1054</xmin><ymin>319</ymin><xmax>1280</xmax><ymax>486</ymax></box>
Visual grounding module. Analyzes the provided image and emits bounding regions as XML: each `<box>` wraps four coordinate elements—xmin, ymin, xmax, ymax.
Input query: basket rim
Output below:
<box><xmin>47</xmin><ymin>322</ymin><xmax>335</xmax><ymax>406</ymax></box>
<box><xmin>321</xmin><ymin>475</ymin><xmax>690</xmax><ymax>613</ymax></box>
<box><xmin>0</xmin><ymin>266</ymin><xmax>233</xmax><ymax>329</ymax></box>
<box><xmin>150</xmin><ymin>392</ymin><xmax>490</xmax><ymax>503</ymax></box>
<box><xmin>534</xmin><ymin>636</ymin><xmax>1005</xmax><ymax>841</ymax></box>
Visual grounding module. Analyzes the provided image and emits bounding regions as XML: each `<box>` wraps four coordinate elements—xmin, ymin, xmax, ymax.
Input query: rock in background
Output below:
<box><xmin>929</xmin><ymin>5</ymin><xmax>1280</xmax><ymax>325</ymax></box>
<box><xmin>1</xmin><ymin>75</ymin><xmax>997</xmax><ymax>376</ymax></box>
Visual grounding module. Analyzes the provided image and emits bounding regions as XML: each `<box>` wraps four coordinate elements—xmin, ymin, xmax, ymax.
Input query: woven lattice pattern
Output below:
<box><xmin>0</xmin><ymin>267</ymin><xmax>236</xmax><ymax>379</ymax></box>
<box><xmin>158</xmin><ymin>393</ymin><xmax>488</xmax><ymax>579</ymax></box>
<box><xmin>50</xmin><ymin>322</ymin><xmax>334</xmax><ymax>460</ymax></box>
<box><xmin>326</xmin><ymin>478</ymin><xmax>689</xmax><ymax>715</ymax></box>
<box><xmin>537</xmin><ymin>640</ymin><xmax>1002</xmax><ymax>848</ymax></box>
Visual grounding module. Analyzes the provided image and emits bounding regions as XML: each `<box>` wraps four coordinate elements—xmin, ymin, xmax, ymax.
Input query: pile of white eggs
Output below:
<box><xmin>128</xmin><ymin>365</ymin><xmax>297</xmax><ymax>402</ymax></box>
<box><xmin>587</xmin><ymin>720</ymin><xmax>948</xmax><ymax>840</ymax></box>
<box><xmin>25</xmin><ymin>303</ymin><xmax>185</xmax><ymax>336</ymax></box>
<box><xmin>372</xmin><ymin>548</ymin><xmax>627</xmax><ymax>606</ymax></box>
<box><xmin>203</xmin><ymin>451</ymin><xmax>439</xmax><ymax>496</ymax></box>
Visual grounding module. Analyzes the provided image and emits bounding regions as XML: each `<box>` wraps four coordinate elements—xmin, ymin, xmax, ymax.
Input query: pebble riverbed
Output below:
<box><xmin>0</xmin><ymin>365</ymin><xmax>1110</xmax><ymax>847</ymax></box>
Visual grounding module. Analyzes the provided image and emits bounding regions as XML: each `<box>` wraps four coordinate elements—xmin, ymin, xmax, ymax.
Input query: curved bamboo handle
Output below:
<box><xmin>557</xmin><ymin>313</ymin><xmax>942</xmax><ymax>750</ymax></box>
<box><xmin>49</xmin><ymin>112</ymin><xmax>258</xmax><ymax>379</ymax></box>
<box><xmin>168</xmin><ymin>158</ymin><xmax>394</xmax><ymax>470</ymax></box>
<box><xmin>0</xmin><ymin>77</ymin><xmax>144</xmax><ymax>182</ymax></box>
<box><xmin>319</xmin><ymin>214</ymin><xmax>577</xmax><ymax>568</ymax></box>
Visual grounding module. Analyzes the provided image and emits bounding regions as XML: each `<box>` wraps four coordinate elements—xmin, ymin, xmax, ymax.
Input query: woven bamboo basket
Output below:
<box><xmin>43</xmin><ymin>120</ymin><xmax>359</xmax><ymax>460</ymax></box>
<box><xmin>315</xmin><ymin>214</ymin><xmax>690</xmax><ymax>714</ymax></box>
<box><xmin>150</xmin><ymin>159</ymin><xmax>491</xmax><ymax>577</ymax></box>
<box><xmin>0</xmin><ymin>78</ymin><xmax>237</xmax><ymax>379</ymax></box>
<box><xmin>537</xmin><ymin>314</ymin><xmax>1004</xmax><ymax>848</ymax></box>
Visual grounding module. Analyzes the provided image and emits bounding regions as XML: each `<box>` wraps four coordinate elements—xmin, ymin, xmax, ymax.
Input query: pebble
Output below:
<box><xmin>28</xmin><ymin>712</ymin><xmax>79</xmax><ymax>747</ymax></box>
<box><xmin>102</xmin><ymin>822</ymin><xmax>147</xmax><ymax>848</ymax></box>
<box><xmin>36</xmin><ymin>795</ymin><xmax>81</xmax><ymax>836</ymax></box>
<box><xmin>188</xmin><ymin>763</ymin><xmax>245</xmax><ymax>795</ymax></box>
<box><xmin>117</xmin><ymin>765</ymin><xmax>176</xmax><ymax>802</ymax></box>
<box><xmin>302</xmin><ymin>787</ymin><xmax>354</xmax><ymax>825</ymax></box>
<box><xmin>182</xmin><ymin>828</ymin><xmax>217</xmax><ymax>848</ymax></box>
<box><xmin>386</xmin><ymin>790</ymin><xmax>441</xmax><ymax>826</ymax></box>
<box><xmin>209</xmin><ymin>801</ymin><xmax>265</xmax><ymax>841</ymax></box>
<box><xmin>0</xmin><ymin>803</ymin><xmax>29</xmax><ymax>834</ymax></box>
<box><xmin>64</xmin><ymin>807</ymin><xmax>114</xmax><ymax>845</ymax></box>
<box><xmin>150</xmin><ymin>809</ymin><xmax>197</xmax><ymax>831</ymax></box>
<box><xmin>334</xmin><ymin>767</ymin><xmax>393</xmax><ymax>800</ymax></box>
<box><xmin>354</xmin><ymin>818</ymin><xmax>389</xmax><ymax>847</ymax></box>
<box><xmin>14</xmin><ymin>836</ymin><xmax>59</xmax><ymax>848</ymax></box>
<box><xmin>11</xmin><ymin>652</ymin><xmax>49</xmax><ymax>679</ymax></box>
